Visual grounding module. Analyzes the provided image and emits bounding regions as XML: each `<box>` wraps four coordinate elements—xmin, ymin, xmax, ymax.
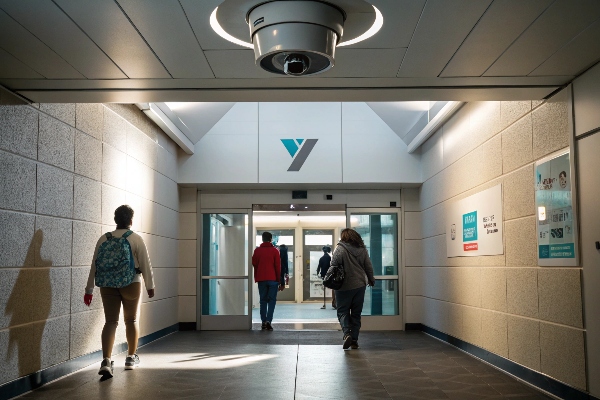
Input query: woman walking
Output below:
<box><xmin>331</xmin><ymin>228</ymin><xmax>375</xmax><ymax>350</ymax></box>
<box><xmin>84</xmin><ymin>205</ymin><xmax>155</xmax><ymax>378</ymax></box>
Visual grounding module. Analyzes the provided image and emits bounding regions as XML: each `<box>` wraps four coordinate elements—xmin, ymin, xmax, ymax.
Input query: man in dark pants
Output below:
<box><xmin>252</xmin><ymin>232</ymin><xmax>283</xmax><ymax>331</ymax></box>
<box><xmin>317</xmin><ymin>246</ymin><xmax>333</xmax><ymax>309</ymax></box>
<box><xmin>279</xmin><ymin>243</ymin><xmax>289</xmax><ymax>287</ymax></box>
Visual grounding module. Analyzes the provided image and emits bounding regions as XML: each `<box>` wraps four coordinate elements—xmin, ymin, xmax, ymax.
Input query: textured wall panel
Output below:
<box><xmin>76</xmin><ymin>104</ymin><xmax>103</xmax><ymax>140</ymax></box>
<box><xmin>38</xmin><ymin>114</ymin><xmax>74</xmax><ymax>171</ymax></box>
<box><xmin>74</xmin><ymin>132</ymin><xmax>102</xmax><ymax>181</ymax></box>
<box><xmin>540</xmin><ymin>323</ymin><xmax>586</xmax><ymax>389</ymax></box>
<box><xmin>538</xmin><ymin>269</ymin><xmax>583</xmax><ymax>328</ymax></box>
<box><xmin>40</xmin><ymin>104</ymin><xmax>75</xmax><ymax>127</ymax></box>
<box><xmin>506</xmin><ymin>268</ymin><xmax>539</xmax><ymax>318</ymax></box>
<box><xmin>0</xmin><ymin>105</ymin><xmax>38</xmax><ymax>158</ymax></box>
<box><xmin>36</xmin><ymin>164</ymin><xmax>73</xmax><ymax>218</ymax></box>
<box><xmin>0</xmin><ymin>150</ymin><xmax>36</xmax><ymax>212</ymax></box>
<box><xmin>508</xmin><ymin>316</ymin><xmax>541</xmax><ymax>371</ymax></box>
<box><xmin>503</xmin><ymin>165</ymin><xmax>535</xmax><ymax>220</ymax></box>
<box><xmin>35</xmin><ymin>216</ymin><xmax>72</xmax><ymax>267</ymax></box>
<box><xmin>73</xmin><ymin>176</ymin><xmax>101</xmax><ymax>224</ymax></box>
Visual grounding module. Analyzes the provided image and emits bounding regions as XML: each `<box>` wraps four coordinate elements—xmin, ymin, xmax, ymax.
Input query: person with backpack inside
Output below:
<box><xmin>332</xmin><ymin>228</ymin><xmax>375</xmax><ymax>350</ymax></box>
<box><xmin>252</xmin><ymin>232</ymin><xmax>283</xmax><ymax>331</ymax></box>
<box><xmin>83</xmin><ymin>205</ymin><xmax>155</xmax><ymax>378</ymax></box>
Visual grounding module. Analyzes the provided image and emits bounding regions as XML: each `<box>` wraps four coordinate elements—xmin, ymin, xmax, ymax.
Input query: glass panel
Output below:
<box><xmin>349</xmin><ymin>213</ymin><xmax>398</xmax><ymax>275</ymax></box>
<box><xmin>202</xmin><ymin>278</ymin><xmax>248</xmax><ymax>315</ymax></box>
<box><xmin>303</xmin><ymin>229</ymin><xmax>334</xmax><ymax>301</ymax></box>
<box><xmin>361</xmin><ymin>280</ymin><xmax>398</xmax><ymax>316</ymax></box>
<box><xmin>305</xmin><ymin>234</ymin><xmax>333</xmax><ymax>245</ymax></box>
<box><xmin>202</xmin><ymin>213</ymin><xmax>248</xmax><ymax>276</ymax></box>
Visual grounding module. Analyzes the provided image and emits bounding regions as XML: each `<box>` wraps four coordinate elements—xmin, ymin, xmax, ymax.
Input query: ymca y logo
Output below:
<box><xmin>280</xmin><ymin>139</ymin><xmax>318</xmax><ymax>171</ymax></box>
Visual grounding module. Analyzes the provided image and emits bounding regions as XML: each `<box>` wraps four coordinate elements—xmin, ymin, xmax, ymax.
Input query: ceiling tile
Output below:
<box><xmin>204</xmin><ymin>50</ymin><xmax>278</xmax><ymax>79</ymax></box>
<box><xmin>397</xmin><ymin>0</ymin><xmax>493</xmax><ymax>78</ymax></box>
<box><xmin>116</xmin><ymin>0</ymin><xmax>214</xmax><ymax>79</ymax></box>
<box><xmin>180</xmin><ymin>0</ymin><xmax>245</xmax><ymax>51</ymax></box>
<box><xmin>0</xmin><ymin>47</ymin><xmax>43</xmax><ymax>78</ymax></box>
<box><xmin>321</xmin><ymin>48</ymin><xmax>405</xmax><ymax>78</ymax></box>
<box><xmin>340</xmin><ymin>0</ymin><xmax>426</xmax><ymax>49</ymax></box>
<box><xmin>441</xmin><ymin>0</ymin><xmax>552</xmax><ymax>77</ymax></box>
<box><xmin>484</xmin><ymin>0</ymin><xmax>600</xmax><ymax>77</ymax></box>
<box><xmin>55</xmin><ymin>0</ymin><xmax>170</xmax><ymax>79</ymax></box>
<box><xmin>0</xmin><ymin>9</ymin><xmax>84</xmax><ymax>79</ymax></box>
<box><xmin>530</xmin><ymin>19</ymin><xmax>600</xmax><ymax>76</ymax></box>
<box><xmin>0</xmin><ymin>0</ymin><xmax>126</xmax><ymax>79</ymax></box>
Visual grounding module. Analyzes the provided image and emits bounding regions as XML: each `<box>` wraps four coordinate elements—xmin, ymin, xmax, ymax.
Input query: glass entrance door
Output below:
<box><xmin>347</xmin><ymin>208</ymin><xmax>402</xmax><ymax>329</ymax></box>
<box><xmin>303</xmin><ymin>229</ymin><xmax>334</xmax><ymax>301</ymax></box>
<box><xmin>200</xmin><ymin>210</ymin><xmax>252</xmax><ymax>330</ymax></box>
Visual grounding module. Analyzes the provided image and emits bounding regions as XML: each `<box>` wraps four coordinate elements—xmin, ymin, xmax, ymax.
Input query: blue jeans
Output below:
<box><xmin>335</xmin><ymin>286</ymin><xmax>366</xmax><ymax>341</ymax></box>
<box><xmin>258</xmin><ymin>281</ymin><xmax>279</xmax><ymax>323</ymax></box>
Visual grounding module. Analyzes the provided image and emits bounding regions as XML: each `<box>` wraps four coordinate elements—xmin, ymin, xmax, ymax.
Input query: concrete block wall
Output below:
<box><xmin>0</xmin><ymin>96</ymin><xmax>179</xmax><ymax>386</ymax></box>
<box><xmin>404</xmin><ymin>88</ymin><xmax>586</xmax><ymax>390</ymax></box>
<box><xmin>178</xmin><ymin>187</ymin><xmax>197</xmax><ymax>323</ymax></box>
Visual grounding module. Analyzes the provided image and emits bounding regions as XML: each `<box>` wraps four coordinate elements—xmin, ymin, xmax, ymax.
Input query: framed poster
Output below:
<box><xmin>446</xmin><ymin>184</ymin><xmax>504</xmax><ymax>257</ymax></box>
<box><xmin>535</xmin><ymin>149</ymin><xmax>578</xmax><ymax>266</ymax></box>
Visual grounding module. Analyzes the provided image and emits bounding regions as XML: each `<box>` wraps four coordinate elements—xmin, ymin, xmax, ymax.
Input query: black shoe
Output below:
<box><xmin>98</xmin><ymin>358</ymin><xmax>114</xmax><ymax>378</ymax></box>
<box><xmin>350</xmin><ymin>341</ymin><xmax>359</xmax><ymax>349</ymax></box>
<box><xmin>261</xmin><ymin>322</ymin><xmax>267</xmax><ymax>330</ymax></box>
<box><xmin>266</xmin><ymin>321</ymin><xmax>273</xmax><ymax>331</ymax></box>
<box><xmin>343</xmin><ymin>334</ymin><xmax>352</xmax><ymax>350</ymax></box>
<box><xmin>332</xmin><ymin>305</ymin><xmax>337</xmax><ymax>310</ymax></box>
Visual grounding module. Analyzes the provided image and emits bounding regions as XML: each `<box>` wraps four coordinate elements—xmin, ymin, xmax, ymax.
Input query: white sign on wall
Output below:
<box><xmin>446</xmin><ymin>184</ymin><xmax>504</xmax><ymax>257</ymax></box>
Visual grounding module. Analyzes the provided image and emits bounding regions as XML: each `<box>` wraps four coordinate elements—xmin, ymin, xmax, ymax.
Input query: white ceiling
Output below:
<box><xmin>1</xmin><ymin>0</ymin><xmax>599</xmax><ymax>102</ymax></box>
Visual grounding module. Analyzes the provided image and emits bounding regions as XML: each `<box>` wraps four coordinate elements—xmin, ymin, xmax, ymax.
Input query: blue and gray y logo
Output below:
<box><xmin>280</xmin><ymin>139</ymin><xmax>318</xmax><ymax>171</ymax></box>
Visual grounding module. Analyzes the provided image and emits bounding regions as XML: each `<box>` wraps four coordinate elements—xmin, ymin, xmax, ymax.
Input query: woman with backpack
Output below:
<box><xmin>83</xmin><ymin>205</ymin><xmax>155</xmax><ymax>378</ymax></box>
<box><xmin>331</xmin><ymin>228</ymin><xmax>375</xmax><ymax>350</ymax></box>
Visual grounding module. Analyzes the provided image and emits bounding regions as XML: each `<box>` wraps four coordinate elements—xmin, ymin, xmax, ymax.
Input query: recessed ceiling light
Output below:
<box><xmin>209</xmin><ymin>4</ymin><xmax>383</xmax><ymax>50</ymax></box>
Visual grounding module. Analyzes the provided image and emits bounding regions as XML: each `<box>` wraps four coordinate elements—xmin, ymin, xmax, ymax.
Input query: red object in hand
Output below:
<box><xmin>84</xmin><ymin>294</ymin><xmax>93</xmax><ymax>306</ymax></box>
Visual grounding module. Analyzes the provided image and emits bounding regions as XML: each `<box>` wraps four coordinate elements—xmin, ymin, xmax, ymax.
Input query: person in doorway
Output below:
<box><xmin>252</xmin><ymin>232</ymin><xmax>283</xmax><ymax>331</ymax></box>
<box><xmin>332</xmin><ymin>228</ymin><xmax>375</xmax><ymax>350</ymax></box>
<box><xmin>317</xmin><ymin>246</ymin><xmax>332</xmax><ymax>309</ymax></box>
<box><xmin>84</xmin><ymin>205</ymin><xmax>155</xmax><ymax>378</ymax></box>
<box><xmin>279</xmin><ymin>243</ymin><xmax>290</xmax><ymax>287</ymax></box>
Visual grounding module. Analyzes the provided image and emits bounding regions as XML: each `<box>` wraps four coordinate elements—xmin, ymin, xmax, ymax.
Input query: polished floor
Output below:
<box><xmin>17</xmin><ymin>331</ymin><xmax>553</xmax><ymax>400</ymax></box>
<box><xmin>252</xmin><ymin>302</ymin><xmax>339</xmax><ymax>321</ymax></box>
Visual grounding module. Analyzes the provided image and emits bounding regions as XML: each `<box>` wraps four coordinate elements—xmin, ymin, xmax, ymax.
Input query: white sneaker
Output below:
<box><xmin>125</xmin><ymin>354</ymin><xmax>140</xmax><ymax>370</ymax></box>
<box><xmin>98</xmin><ymin>358</ymin><xmax>114</xmax><ymax>378</ymax></box>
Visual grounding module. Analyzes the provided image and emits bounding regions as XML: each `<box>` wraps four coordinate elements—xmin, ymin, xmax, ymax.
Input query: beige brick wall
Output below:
<box><xmin>404</xmin><ymin>87</ymin><xmax>586</xmax><ymax>390</ymax></box>
<box><xmin>0</xmin><ymin>97</ymin><xmax>179</xmax><ymax>385</ymax></box>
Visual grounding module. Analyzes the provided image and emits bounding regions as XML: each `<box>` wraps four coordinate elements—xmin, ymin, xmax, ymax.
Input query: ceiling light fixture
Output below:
<box><xmin>210</xmin><ymin>1</ymin><xmax>383</xmax><ymax>63</ymax></box>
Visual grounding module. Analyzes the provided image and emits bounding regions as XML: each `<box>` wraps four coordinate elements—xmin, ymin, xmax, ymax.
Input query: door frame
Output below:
<box><xmin>197</xmin><ymin>208</ymin><xmax>253</xmax><ymax>330</ymax></box>
<box><xmin>346</xmin><ymin>207</ymin><xmax>403</xmax><ymax>330</ymax></box>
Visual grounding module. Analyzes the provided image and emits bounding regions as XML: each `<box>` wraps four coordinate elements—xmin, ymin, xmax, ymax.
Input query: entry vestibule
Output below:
<box><xmin>196</xmin><ymin>190</ymin><xmax>405</xmax><ymax>331</ymax></box>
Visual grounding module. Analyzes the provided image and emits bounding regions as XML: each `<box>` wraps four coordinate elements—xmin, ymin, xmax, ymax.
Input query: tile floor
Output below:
<box><xmin>17</xmin><ymin>331</ymin><xmax>553</xmax><ymax>400</ymax></box>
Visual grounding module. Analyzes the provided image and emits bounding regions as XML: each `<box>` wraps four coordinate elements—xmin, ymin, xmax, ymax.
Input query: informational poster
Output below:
<box><xmin>446</xmin><ymin>184</ymin><xmax>504</xmax><ymax>257</ymax></box>
<box><xmin>535</xmin><ymin>150</ymin><xmax>578</xmax><ymax>266</ymax></box>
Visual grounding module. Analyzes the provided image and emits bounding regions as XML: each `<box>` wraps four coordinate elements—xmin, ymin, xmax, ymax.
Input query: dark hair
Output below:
<box><xmin>559</xmin><ymin>171</ymin><xmax>567</xmax><ymax>178</ymax></box>
<box><xmin>114</xmin><ymin>205</ymin><xmax>134</xmax><ymax>229</ymax></box>
<box><xmin>322</xmin><ymin>246</ymin><xmax>331</xmax><ymax>253</ymax></box>
<box><xmin>340</xmin><ymin>228</ymin><xmax>365</xmax><ymax>248</ymax></box>
<box><xmin>262</xmin><ymin>231</ymin><xmax>272</xmax><ymax>243</ymax></box>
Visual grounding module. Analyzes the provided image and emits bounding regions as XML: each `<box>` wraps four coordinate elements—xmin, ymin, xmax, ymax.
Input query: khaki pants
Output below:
<box><xmin>100</xmin><ymin>282</ymin><xmax>141</xmax><ymax>358</ymax></box>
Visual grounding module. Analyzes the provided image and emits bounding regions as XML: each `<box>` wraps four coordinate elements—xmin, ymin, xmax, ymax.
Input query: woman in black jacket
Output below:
<box><xmin>331</xmin><ymin>228</ymin><xmax>375</xmax><ymax>350</ymax></box>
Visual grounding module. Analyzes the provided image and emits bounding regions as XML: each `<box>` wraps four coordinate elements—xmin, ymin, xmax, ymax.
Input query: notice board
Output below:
<box><xmin>446</xmin><ymin>184</ymin><xmax>504</xmax><ymax>257</ymax></box>
<box><xmin>535</xmin><ymin>149</ymin><xmax>578</xmax><ymax>266</ymax></box>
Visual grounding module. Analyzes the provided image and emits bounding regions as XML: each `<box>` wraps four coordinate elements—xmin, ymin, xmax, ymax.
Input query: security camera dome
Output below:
<box><xmin>247</xmin><ymin>1</ymin><xmax>345</xmax><ymax>76</ymax></box>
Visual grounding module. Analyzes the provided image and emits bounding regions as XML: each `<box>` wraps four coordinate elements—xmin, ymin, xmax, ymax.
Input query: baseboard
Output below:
<box><xmin>0</xmin><ymin>323</ymin><xmax>179</xmax><ymax>400</ymax></box>
<box><xmin>178</xmin><ymin>322</ymin><xmax>196</xmax><ymax>331</ymax></box>
<box><xmin>405</xmin><ymin>323</ymin><xmax>597</xmax><ymax>400</ymax></box>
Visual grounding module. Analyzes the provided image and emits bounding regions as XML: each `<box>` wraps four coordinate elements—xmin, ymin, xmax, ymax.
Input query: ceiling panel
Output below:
<box><xmin>321</xmin><ymin>48</ymin><xmax>405</xmax><ymax>78</ymax></box>
<box><xmin>204</xmin><ymin>50</ymin><xmax>278</xmax><ymax>78</ymax></box>
<box><xmin>530</xmin><ymin>19</ymin><xmax>600</xmax><ymax>77</ymax></box>
<box><xmin>0</xmin><ymin>9</ymin><xmax>84</xmax><ymax>79</ymax></box>
<box><xmin>347</xmin><ymin>0</ymin><xmax>425</xmax><ymax>49</ymax></box>
<box><xmin>0</xmin><ymin>47</ymin><xmax>43</xmax><ymax>78</ymax></box>
<box><xmin>441</xmin><ymin>0</ymin><xmax>552</xmax><ymax>77</ymax></box>
<box><xmin>397</xmin><ymin>0</ymin><xmax>492</xmax><ymax>77</ymax></box>
<box><xmin>116</xmin><ymin>0</ymin><xmax>214</xmax><ymax>79</ymax></box>
<box><xmin>55</xmin><ymin>0</ymin><xmax>170</xmax><ymax>79</ymax></box>
<box><xmin>0</xmin><ymin>0</ymin><xmax>126</xmax><ymax>79</ymax></box>
<box><xmin>180</xmin><ymin>0</ymin><xmax>243</xmax><ymax>51</ymax></box>
<box><xmin>484</xmin><ymin>0</ymin><xmax>600</xmax><ymax>77</ymax></box>
<box><xmin>165</xmin><ymin>102</ymin><xmax>236</xmax><ymax>143</ymax></box>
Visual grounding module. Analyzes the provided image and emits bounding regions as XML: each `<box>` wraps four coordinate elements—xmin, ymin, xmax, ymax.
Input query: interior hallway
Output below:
<box><xmin>17</xmin><ymin>331</ymin><xmax>552</xmax><ymax>400</ymax></box>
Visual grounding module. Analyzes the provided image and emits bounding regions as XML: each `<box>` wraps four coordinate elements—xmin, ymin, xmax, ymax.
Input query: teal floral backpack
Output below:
<box><xmin>95</xmin><ymin>231</ymin><xmax>136</xmax><ymax>288</ymax></box>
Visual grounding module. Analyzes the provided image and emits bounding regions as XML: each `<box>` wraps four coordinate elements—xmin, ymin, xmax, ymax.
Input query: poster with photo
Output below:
<box><xmin>535</xmin><ymin>150</ymin><xmax>578</xmax><ymax>266</ymax></box>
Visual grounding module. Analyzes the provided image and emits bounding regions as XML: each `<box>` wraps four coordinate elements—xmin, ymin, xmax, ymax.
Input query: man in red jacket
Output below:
<box><xmin>252</xmin><ymin>231</ymin><xmax>283</xmax><ymax>331</ymax></box>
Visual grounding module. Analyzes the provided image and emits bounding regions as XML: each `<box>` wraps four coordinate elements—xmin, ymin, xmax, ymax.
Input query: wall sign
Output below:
<box><xmin>535</xmin><ymin>149</ymin><xmax>578</xmax><ymax>266</ymax></box>
<box><xmin>446</xmin><ymin>184</ymin><xmax>504</xmax><ymax>257</ymax></box>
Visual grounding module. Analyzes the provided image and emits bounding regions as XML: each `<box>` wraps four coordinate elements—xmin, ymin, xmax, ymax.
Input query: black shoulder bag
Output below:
<box><xmin>323</xmin><ymin>244</ymin><xmax>350</xmax><ymax>290</ymax></box>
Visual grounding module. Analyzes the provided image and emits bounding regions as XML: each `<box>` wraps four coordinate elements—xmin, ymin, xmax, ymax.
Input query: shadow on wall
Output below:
<box><xmin>5</xmin><ymin>229</ymin><xmax>52</xmax><ymax>376</ymax></box>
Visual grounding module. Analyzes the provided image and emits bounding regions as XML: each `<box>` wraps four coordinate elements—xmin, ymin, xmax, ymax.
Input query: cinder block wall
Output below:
<box><xmin>0</xmin><ymin>94</ymin><xmax>179</xmax><ymax>386</ymax></box>
<box><xmin>404</xmin><ymin>88</ymin><xmax>586</xmax><ymax>390</ymax></box>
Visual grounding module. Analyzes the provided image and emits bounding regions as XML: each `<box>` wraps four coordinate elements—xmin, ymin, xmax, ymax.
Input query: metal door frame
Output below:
<box><xmin>197</xmin><ymin>208</ymin><xmax>253</xmax><ymax>330</ymax></box>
